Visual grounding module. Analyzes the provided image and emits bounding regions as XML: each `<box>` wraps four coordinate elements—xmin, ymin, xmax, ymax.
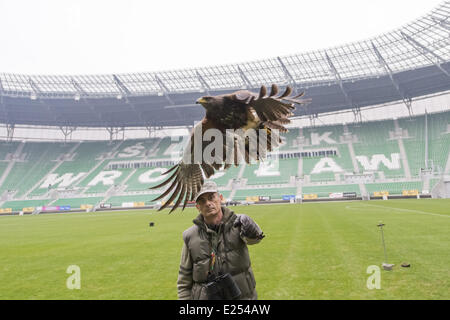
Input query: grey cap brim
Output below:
<box><xmin>194</xmin><ymin>181</ymin><xmax>219</xmax><ymax>202</ymax></box>
<box><xmin>194</xmin><ymin>190</ymin><xmax>218</xmax><ymax>202</ymax></box>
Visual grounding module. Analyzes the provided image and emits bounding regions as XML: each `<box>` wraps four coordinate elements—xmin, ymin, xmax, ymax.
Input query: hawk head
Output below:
<box><xmin>196</xmin><ymin>96</ymin><xmax>223</xmax><ymax>110</ymax></box>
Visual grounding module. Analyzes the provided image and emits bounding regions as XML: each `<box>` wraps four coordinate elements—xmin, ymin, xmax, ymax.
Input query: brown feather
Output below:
<box><xmin>277</xmin><ymin>86</ymin><xmax>292</xmax><ymax>99</ymax></box>
<box><xmin>269</xmin><ymin>84</ymin><xmax>278</xmax><ymax>97</ymax></box>
<box><xmin>169</xmin><ymin>183</ymin><xmax>186</xmax><ymax>214</ymax></box>
<box><xmin>258</xmin><ymin>85</ymin><xmax>267</xmax><ymax>99</ymax></box>
<box><xmin>159</xmin><ymin>181</ymin><xmax>182</xmax><ymax>211</ymax></box>
<box><xmin>162</xmin><ymin>165</ymin><xmax>178</xmax><ymax>175</ymax></box>
<box><xmin>264</xmin><ymin>121</ymin><xmax>288</xmax><ymax>132</ymax></box>
<box><xmin>201</xmin><ymin>163</ymin><xmax>215</xmax><ymax>178</ymax></box>
<box><xmin>150</xmin><ymin>166</ymin><xmax>179</xmax><ymax>190</ymax></box>
<box><xmin>292</xmin><ymin>91</ymin><xmax>305</xmax><ymax>99</ymax></box>
<box><xmin>281</xmin><ymin>97</ymin><xmax>311</xmax><ymax>105</ymax></box>
<box><xmin>182</xmin><ymin>183</ymin><xmax>192</xmax><ymax>210</ymax></box>
<box><xmin>152</xmin><ymin>174</ymin><xmax>180</xmax><ymax>201</ymax></box>
<box><xmin>276</xmin><ymin>117</ymin><xmax>291</xmax><ymax>124</ymax></box>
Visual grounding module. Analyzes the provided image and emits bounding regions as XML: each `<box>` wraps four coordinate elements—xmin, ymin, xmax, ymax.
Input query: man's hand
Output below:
<box><xmin>233</xmin><ymin>214</ymin><xmax>265</xmax><ymax>240</ymax></box>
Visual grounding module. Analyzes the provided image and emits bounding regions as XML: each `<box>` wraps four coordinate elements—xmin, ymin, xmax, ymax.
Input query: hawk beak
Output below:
<box><xmin>196</xmin><ymin>98</ymin><xmax>206</xmax><ymax>105</ymax></box>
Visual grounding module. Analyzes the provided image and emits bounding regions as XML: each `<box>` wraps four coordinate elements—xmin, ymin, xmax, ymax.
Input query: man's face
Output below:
<box><xmin>196</xmin><ymin>192</ymin><xmax>223</xmax><ymax>219</ymax></box>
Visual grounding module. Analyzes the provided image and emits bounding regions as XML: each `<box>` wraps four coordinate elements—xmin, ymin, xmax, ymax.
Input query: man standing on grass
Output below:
<box><xmin>177</xmin><ymin>181</ymin><xmax>265</xmax><ymax>300</ymax></box>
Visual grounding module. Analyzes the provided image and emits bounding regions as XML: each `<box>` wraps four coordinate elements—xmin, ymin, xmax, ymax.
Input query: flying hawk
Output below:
<box><xmin>151</xmin><ymin>84</ymin><xmax>309</xmax><ymax>212</ymax></box>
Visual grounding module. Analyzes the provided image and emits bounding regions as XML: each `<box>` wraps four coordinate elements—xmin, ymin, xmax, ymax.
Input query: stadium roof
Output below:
<box><xmin>0</xmin><ymin>1</ymin><xmax>449</xmax><ymax>128</ymax></box>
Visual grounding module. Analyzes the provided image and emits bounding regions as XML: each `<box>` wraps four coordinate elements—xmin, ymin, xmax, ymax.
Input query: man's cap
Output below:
<box><xmin>194</xmin><ymin>181</ymin><xmax>218</xmax><ymax>202</ymax></box>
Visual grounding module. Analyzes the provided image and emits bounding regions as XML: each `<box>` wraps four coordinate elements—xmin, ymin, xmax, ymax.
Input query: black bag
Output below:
<box><xmin>204</xmin><ymin>273</ymin><xmax>241</xmax><ymax>300</ymax></box>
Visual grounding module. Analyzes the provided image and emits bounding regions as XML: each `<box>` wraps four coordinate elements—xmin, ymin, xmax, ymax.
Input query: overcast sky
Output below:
<box><xmin>0</xmin><ymin>0</ymin><xmax>444</xmax><ymax>75</ymax></box>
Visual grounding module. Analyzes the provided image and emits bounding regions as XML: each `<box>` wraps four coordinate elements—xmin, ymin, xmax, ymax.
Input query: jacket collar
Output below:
<box><xmin>193</xmin><ymin>206</ymin><xmax>236</xmax><ymax>232</ymax></box>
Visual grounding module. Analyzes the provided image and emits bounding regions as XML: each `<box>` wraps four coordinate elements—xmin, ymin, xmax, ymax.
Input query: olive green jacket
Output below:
<box><xmin>177</xmin><ymin>206</ymin><xmax>262</xmax><ymax>300</ymax></box>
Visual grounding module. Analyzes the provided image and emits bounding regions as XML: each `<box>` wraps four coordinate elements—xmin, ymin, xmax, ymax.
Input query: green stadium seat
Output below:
<box><xmin>0</xmin><ymin>110</ymin><xmax>448</xmax><ymax>206</ymax></box>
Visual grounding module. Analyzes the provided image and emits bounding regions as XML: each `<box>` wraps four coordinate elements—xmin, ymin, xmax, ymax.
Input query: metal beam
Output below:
<box><xmin>112</xmin><ymin>74</ymin><xmax>132</xmax><ymax>96</ymax></box>
<box><xmin>237</xmin><ymin>66</ymin><xmax>253</xmax><ymax>89</ymax></box>
<box><xmin>145</xmin><ymin>124</ymin><xmax>153</xmax><ymax>138</ymax></box>
<box><xmin>111</xmin><ymin>75</ymin><xmax>141</xmax><ymax>117</ymax></box>
<box><xmin>28</xmin><ymin>78</ymin><xmax>41</xmax><ymax>99</ymax></box>
<box><xmin>309</xmin><ymin>113</ymin><xmax>318</xmax><ymax>127</ymax></box>
<box><xmin>196</xmin><ymin>71</ymin><xmax>210</xmax><ymax>95</ymax></box>
<box><xmin>6</xmin><ymin>123</ymin><xmax>15</xmax><ymax>143</ymax></box>
<box><xmin>71</xmin><ymin>78</ymin><xmax>88</xmax><ymax>97</ymax></box>
<box><xmin>106</xmin><ymin>126</ymin><xmax>123</xmax><ymax>144</ymax></box>
<box><xmin>431</xmin><ymin>16</ymin><xmax>450</xmax><ymax>31</ymax></box>
<box><xmin>401</xmin><ymin>31</ymin><xmax>450</xmax><ymax>78</ymax></box>
<box><xmin>325</xmin><ymin>52</ymin><xmax>356</xmax><ymax>112</ymax></box>
<box><xmin>154</xmin><ymin>75</ymin><xmax>174</xmax><ymax>105</ymax></box>
<box><xmin>154</xmin><ymin>75</ymin><xmax>186</xmax><ymax>123</ymax></box>
<box><xmin>59</xmin><ymin>126</ymin><xmax>76</xmax><ymax>135</ymax></box>
<box><xmin>154</xmin><ymin>75</ymin><xmax>170</xmax><ymax>92</ymax></box>
<box><xmin>71</xmin><ymin>78</ymin><xmax>103</xmax><ymax>123</ymax></box>
<box><xmin>372</xmin><ymin>41</ymin><xmax>413</xmax><ymax>115</ymax></box>
<box><xmin>352</xmin><ymin>106</ymin><xmax>362</xmax><ymax>123</ymax></box>
<box><xmin>277</xmin><ymin>56</ymin><xmax>296</xmax><ymax>87</ymax></box>
<box><xmin>59</xmin><ymin>125</ymin><xmax>77</xmax><ymax>144</ymax></box>
<box><xmin>27</xmin><ymin>78</ymin><xmax>62</xmax><ymax>123</ymax></box>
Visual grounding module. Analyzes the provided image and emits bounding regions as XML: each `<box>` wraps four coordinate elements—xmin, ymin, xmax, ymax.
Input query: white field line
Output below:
<box><xmin>345</xmin><ymin>203</ymin><xmax>450</xmax><ymax>218</ymax></box>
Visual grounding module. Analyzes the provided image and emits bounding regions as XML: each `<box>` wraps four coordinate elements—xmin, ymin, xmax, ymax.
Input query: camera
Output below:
<box><xmin>204</xmin><ymin>273</ymin><xmax>241</xmax><ymax>300</ymax></box>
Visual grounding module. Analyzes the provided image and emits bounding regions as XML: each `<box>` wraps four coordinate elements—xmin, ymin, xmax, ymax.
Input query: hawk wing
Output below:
<box><xmin>150</xmin><ymin>118</ymin><xmax>233</xmax><ymax>213</ymax></box>
<box><xmin>232</xmin><ymin>84</ymin><xmax>310</xmax><ymax>131</ymax></box>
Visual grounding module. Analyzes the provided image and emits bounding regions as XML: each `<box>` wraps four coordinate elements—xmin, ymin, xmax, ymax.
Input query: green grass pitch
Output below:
<box><xmin>0</xmin><ymin>199</ymin><xmax>449</xmax><ymax>300</ymax></box>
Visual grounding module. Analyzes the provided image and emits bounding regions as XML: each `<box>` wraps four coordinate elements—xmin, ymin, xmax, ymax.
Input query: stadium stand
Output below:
<box><xmin>0</xmin><ymin>109</ymin><xmax>449</xmax><ymax>210</ymax></box>
<box><xmin>428</xmin><ymin>112</ymin><xmax>450</xmax><ymax>172</ymax></box>
<box><xmin>365</xmin><ymin>181</ymin><xmax>422</xmax><ymax>196</ymax></box>
<box><xmin>209</xmin><ymin>165</ymin><xmax>241</xmax><ymax>187</ymax></box>
<box><xmin>0</xmin><ymin>142</ymin><xmax>73</xmax><ymax>197</ymax></box>
<box><xmin>279</xmin><ymin>128</ymin><xmax>300</xmax><ymax>151</ymax></box>
<box><xmin>115</xmin><ymin>138</ymin><xmax>161</xmax><ymax>160</ymax></box>
<box><xmin>124</xmin><ymin>166</ymin><xmax>176</xmax><ymax>191</ymax></box>
<box><xmin>398</xmin><ymin>115</ymin><xmax>426</xmax><ymax>177</ymax></box>
<box><xmin>1</xmin><ymin>199</ymin><xmax>51</xmax><ymax>211</ymax></box>
<box><xmin>302</xmin><ymin>184</ymin><xmax>361</xmax><ymax>198</ymax></box>
<box><xmin>243</xmin><ymin>159</ymin><xmax>298</xmax><ymax>185</ymax></box>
